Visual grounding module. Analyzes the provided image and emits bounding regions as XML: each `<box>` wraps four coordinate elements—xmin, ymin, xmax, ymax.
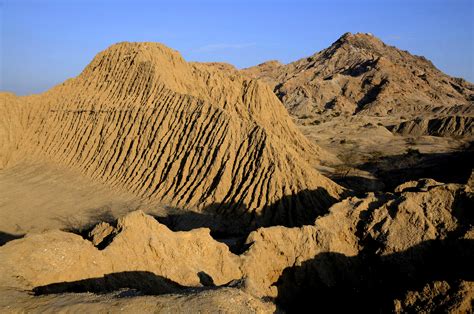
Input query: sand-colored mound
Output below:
<box><xmin>389</xmin><ymin>115</ymin><xmax>474</xmax><ymax>137</ymax></box>
<box><xmin>1</xmin><ymin>179</ymin><xmax>471</xmax><ymax>312</ymax></box>
<box><xmin>242</xmin><ymin>32</ymin><xmax>474</xmax><ymax>120</ymax></box>
<box><xmin>241</xmin><ymin>179</ymin><xmax>472</xmax><ymax>298</ymax></box>
<box><xmin>245</xmin><ymin>179</ymin><xmax>473</xmax><ymax>311</ymax></box>
<box><xmin>0</xmin><ymin>42</ymin><xmax>343</xmax><ymax>229</ymax></box>
<box><xmin>0</xmin><ymin>211</ymin><xmax>241</xmax><ymax>290</ymax></box>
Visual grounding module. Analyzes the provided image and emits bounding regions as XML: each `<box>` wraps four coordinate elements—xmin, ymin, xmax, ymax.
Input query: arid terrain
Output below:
<box><xmin>0</xmin><ymin>33</ymin><xmax>473</xmax><ymax>313</ymax></box>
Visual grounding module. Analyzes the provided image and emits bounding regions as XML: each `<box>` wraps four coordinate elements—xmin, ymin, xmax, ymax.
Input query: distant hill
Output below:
<box><xmin>242</xmin><ymin>32</ymin><xmax>474</xmax><ymax>121</ymax></box>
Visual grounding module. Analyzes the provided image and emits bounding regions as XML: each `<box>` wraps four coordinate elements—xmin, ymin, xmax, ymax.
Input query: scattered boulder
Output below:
<box><xmin>88</xmin><ymin>222</ymin><xmax>115</xmax><ymax>247</ymax></box>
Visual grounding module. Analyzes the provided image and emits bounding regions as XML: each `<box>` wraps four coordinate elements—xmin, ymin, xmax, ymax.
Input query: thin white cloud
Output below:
<box><xmin>195</xmin><ymin>42</ymin><xmax>256</xmax><ymax>52</ymax></box>
<box><xmin>387</xmin><ymin>35</ymin><xmax>402</xmax><ymax>40</ymax></box>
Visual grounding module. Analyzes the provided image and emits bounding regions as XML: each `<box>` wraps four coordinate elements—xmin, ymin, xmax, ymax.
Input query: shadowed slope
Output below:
<box><xmin>274</xmin><ymin>239</ymin><xmax>474</xmax><ymax>313</ymax></box>
<box><xmin>389</xmin><ymin>115</ymin><xmax>474</xmax><ymax>137</ymax></box>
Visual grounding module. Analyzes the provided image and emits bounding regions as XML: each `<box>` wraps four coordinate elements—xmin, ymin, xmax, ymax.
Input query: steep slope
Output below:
<box><xmin>0</xmin><ymin>42</ymin><xmax>343</xmax><ymax>229</ymax></box>
<box><xmin>0</xmin><ymin>92</ymin><xmax>36</xmax><ymax>169</ymax></box>
<box><xmin>242</xmin><ymin>32</ymin><xmax>474</xmax><ymax>119</ymax></box>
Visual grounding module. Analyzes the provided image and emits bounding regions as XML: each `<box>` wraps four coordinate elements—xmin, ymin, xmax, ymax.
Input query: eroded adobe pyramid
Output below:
<box><xmin>0</xmin><ymin>42</ymin><xmax>343</xmax><ymax>227</ymax></box>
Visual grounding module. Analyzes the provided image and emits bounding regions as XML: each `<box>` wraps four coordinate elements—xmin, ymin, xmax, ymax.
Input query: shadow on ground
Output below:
<box><xmin>32</xmin><ymin>270</ymin><xmax>238</xmax><ymax>297</ymax></box>
<box><xmin>332</xmin><ymin>141</ymin><xmax>474</xmax><ymax>193</ymax></box>
<box><xmin>155</xmin><ymin>188</ymin><xmax>338</xmax><ymax>253</ymax></box>
<box><xmin>33</xmin><ymin>271</ymin><xmax>187</xmax><ymax>296</ymax></box>
<box><xmin>274</xmin><ymin>238</ymin><xmax>474</xmax><ymax>313</ymax></box>
<box><xmin>159</xmin><ymin>188</ymin><xmax>338</xmax><ymax>232</ymax></box>
<box><xmin>54</xmin><ymin>206</ymin><xmax>118</xmax><ymax>236</ymax></box>
<box><xmin>0</xmin><ymin>231</ymin><xmax>24</xmax><ymax>246</ymax></box>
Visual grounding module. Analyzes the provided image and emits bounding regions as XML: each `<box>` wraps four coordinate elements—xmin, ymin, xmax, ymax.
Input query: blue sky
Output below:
<box><xmin>1</xmin><ymin>0</ymin><xmax>473</xmax><ymax>95</ymax></box>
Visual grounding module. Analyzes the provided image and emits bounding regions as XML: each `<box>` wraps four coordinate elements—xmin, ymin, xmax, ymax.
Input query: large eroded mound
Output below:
<box><xmin>0</xmin><ymin>42</ymin><xmax>343</xmax><ymax>229</ymax></box>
